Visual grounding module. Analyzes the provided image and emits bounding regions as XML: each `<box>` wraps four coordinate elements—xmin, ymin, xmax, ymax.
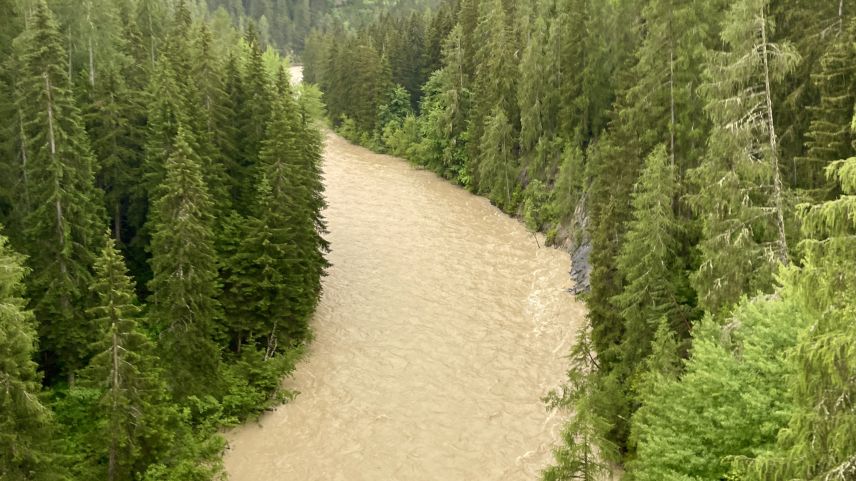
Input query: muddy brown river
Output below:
<box><xmin>224</xmin><ymin>68</ymin><xmax>585</xmax><ymax>480</ymax></box>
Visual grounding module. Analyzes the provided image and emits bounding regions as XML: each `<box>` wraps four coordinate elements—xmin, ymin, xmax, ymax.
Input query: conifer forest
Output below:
<box><xmin>2</xmin><ymin>0</ymin><xmax>856</xmax><ymax>480</ymax></box>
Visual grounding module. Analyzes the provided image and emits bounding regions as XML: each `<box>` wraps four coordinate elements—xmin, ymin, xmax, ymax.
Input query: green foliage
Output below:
<box><xmin>689</xmin><ymin>0</ymin><xmax>800</xmax><ymax>315</ymax></box>
<box><xmin>1</xmin><ymin>0</ymin><xmax>326</xmax><ymax>478</ymax></box>
<box><xmin>745</xmin><ymin>138</ymin><xmax>856</xmax><ymax>481</ymax></box>
<box><xmin>220</xmin><ymin>344</ymin><xmax>302</xmax><ymax>422</ymax></box>
<box><xmin>796</xmin><ymin>23</ymin><xmax>856</xmax><ymax>198</ymax></box>
<box><xmin>147</xmin><ymin>126</ymin><xmax>222</xmax><ymax>399</ymax></box>
<box><xmin>522</xmin><ymin>179</ymin><xmax>554</xmax><ymax>232</ymax></box>
<box><xmin>542</xmin><ymin>324</ymin><xmax>619</xmax><ymax>481</ymax></box>
<box><xmin>14</xmin><ymin>0</ymin><xmax>107</xmax><ymax>380</ymax></box>
<box><xmin>78</xmin><ymin>237</ymin><xmax>188</xmax><ymax>481</ymax></box>
<box><xmin>0</xmin><ymin>228</ymin><xmax>57</xmax><ymax>480</ymax></box>
<box><xmin>309</xmin><ymin>2</ymin><xmax>856</xmax><ymax>478</ymax></box>
<box><xmin>298</xmin><ymin>83</ymin><xmax>327</xmax><ymax>123</ymax></box>
<box><xmin>629</xmin><ymin>295</ymin><xmax>805</xmax><ymax>480</ymax></box>
<box><xmin>478</xmin><ymin>107</ymin><xmax>517</xmax><ymax>209</ymax></box>
<box><xmin>612</xmin><ymin>146</ymin><xmax>694</xmax><ymax>368</ymax></box>
<box><xmin>551</xmin><ymin>144</ymin><xmax>585</xmax><ymax>224</ymax></box>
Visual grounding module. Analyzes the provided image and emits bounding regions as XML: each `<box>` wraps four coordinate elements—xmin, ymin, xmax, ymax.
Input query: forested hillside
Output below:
<box><xmin>0</xmin><ymin>0</ymin><xmax>327</xmax><ymax>479</ymax></box>
<box><xmin>304</xmin><ymin>0</ymin><xmax>856</xmax><ymax>479</ymax></box>
<box><xmin>203</xmin><ymin>0</ymin><xmax>442</xmax><ymax>53</ymax></box>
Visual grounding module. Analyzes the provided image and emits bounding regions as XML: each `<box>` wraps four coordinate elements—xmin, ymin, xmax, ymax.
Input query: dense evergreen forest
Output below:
<box><xmin>0</xmin><ymin>0</ymin><xmax>328</xmax><ymax>479</ymax></box>
<box><xmin>304</xmin><ymin>0</ymin><xmax>856</xmax><ymax>479</ymax></box>
<box><xmin>203</xmin><ymin>0</ymin><xmax>442</xmax><ymax>53</ymax></box>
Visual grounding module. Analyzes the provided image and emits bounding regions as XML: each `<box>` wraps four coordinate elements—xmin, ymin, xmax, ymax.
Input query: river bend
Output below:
<box><xmin>224</xmin><ymin>96</ymin><xmax>585</xmax><ymax>480</ymax></box>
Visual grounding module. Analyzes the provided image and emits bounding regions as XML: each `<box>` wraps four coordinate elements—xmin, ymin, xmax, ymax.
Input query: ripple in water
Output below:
<box><xmin>224</xmin><ymin>126</ymin><xmax>586</xmax><ymax>480</ymax></box>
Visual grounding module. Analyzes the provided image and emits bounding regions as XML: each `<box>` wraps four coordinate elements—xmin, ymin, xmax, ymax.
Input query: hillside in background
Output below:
<box><xmin>205</xmin><ymin>0</ymin><xmax>443</xmax><ymax>53</ymax></box>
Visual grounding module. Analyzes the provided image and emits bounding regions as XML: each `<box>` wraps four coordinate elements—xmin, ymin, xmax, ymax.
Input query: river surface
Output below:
<box><xmin>224</xmin><ymin>67</ymin><xmax>586</xmax><ymax>480</ymax></box>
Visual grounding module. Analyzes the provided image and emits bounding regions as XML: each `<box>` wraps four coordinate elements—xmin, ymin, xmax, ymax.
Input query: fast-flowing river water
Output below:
<box><xmin>223</xmin><ymin>67</ymin><xmax>586</xmax><ymax>481</ymax></box>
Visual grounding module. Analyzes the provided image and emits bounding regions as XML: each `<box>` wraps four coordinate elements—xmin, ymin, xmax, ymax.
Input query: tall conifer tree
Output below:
<box><xmin>690</xmin><ymin>0</ymin><xmax>799</xmax><ymax>314</ymax></box>
<box><xmin>147</xmin><ymin>125</ymin><xmax>221</xmax><ymax>398</ymax></box>
<box><xmin>14</xmin><ymin>0</ymin><xmax>106</xmax><ymax>380</ymax></box>
<box><xmin>0</xmin><ymin>229</ymin><xmax>56</xmax><ymax>480</ymax></box>
<box><xmin>80</xmin><ymin>238</ymin><xmax>178</xmax><ymax>481</ymax></box>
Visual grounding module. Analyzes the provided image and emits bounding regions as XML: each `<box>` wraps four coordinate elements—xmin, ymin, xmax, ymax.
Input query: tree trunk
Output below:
<box><xmin>759</xmin><ymin>7</ymin><xmax>789</xmax><ymax>265</ymax></box>
<box><xmin>18</xmin><ymin>110</ymin><xmax>30</xmax><ymax>212</ymax></box>
<box><xmin>668</xmin><ymin>5</ymin><xmax>676</xmax><ymax>168</ymax></box>
<box><xmin>88</xmin><ymin>37</ymin><xmax>95</xmax><ymax>87</ymax></box>
<box><xmin>109</xmin><ymin>327</ymin><xmax>120</xmax><ymax>481</ymax></box>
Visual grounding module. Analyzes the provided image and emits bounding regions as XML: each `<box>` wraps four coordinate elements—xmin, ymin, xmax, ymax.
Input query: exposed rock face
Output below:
<box><xmin>569</xmin><ymin>195</ymin><xmax>591</xmax><ymax>295</ymax></box>
<box><xmin>570</xmin><ymin>239</ymin><xmax>591</xmax><ymax>295</ymax></box>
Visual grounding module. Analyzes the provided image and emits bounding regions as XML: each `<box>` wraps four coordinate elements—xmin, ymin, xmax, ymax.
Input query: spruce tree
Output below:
<box><xmin>135</xmin><ymin>0</ymin><xmax>170</xmax><ymax>69</ymax></box>
<box><xmin>254</xmin><ymin>89</ymin><xmax>328</xmax><ymax>339</ymax></box>
<box><xmin>548</xmin><ymin>0</ymin><xmax>589</xmax><ymax>145</ymax></box>
<box><xmin>222</xmin><ymin>53</ymin><xmax>248</xmax><ymax>209</ymax></box>
<box><xmin>611</xmin><ymin>145</ymin><xmax>692</xmax><ymax>380</ymax></box>
<box><xmin>0</xmin><ymin>0</ymin><xmax>23</xmax><ymax>239</ymax></box>
<box><xmin>517</xmin><ymin>15</ymin><xmax>552</xmax><ymax>160</ymax></box>
<box><xmin>478</xmin><ymin>107</ymin><xmax>516</xmax><ymax>210</ymax></box>
<box><xmin>82</xmin><ymin>66</ymin><xmax>145</xmax><ymax>243</ymax></box>
<box><xmin>191</xmin><ymin>22</ymin><xmax>233</xmax><ymax>212</ymax></box>
<box><xmin>0</xmin><ymin>229</ymin><xmax>56</xmax><ymax>480</ymax></box>
<box><xmin>542</xmin><ymin>324</ymin><xmax>618</xmax><ymax>481</ymax></box>
<box><xmin>582</xmin><ymin>128</ymin><xmax>642</xmax><ymax>368</ymax></box>
<box><xmin>131</xmin><ymin>58</ymin><xmax>190</xmax><ymax>292</ymax></box>
<box><xmin>419</xmin><ymin>24</ymin><xmax>471</xmax><ymax>181</ymax></box>
<box><xmin>796</xmin><ymin>23</ymin><xmax>855</xmax><ymax>198</ymax></box>
<box><xmin>689</xmin><ymin>0</ymin><xmax>800</xmax><ymax>314</ymax></box>
<box><xmin>468</xmin><ymin>0</ymin><xmax>517</xmax><ymax>184</ymax></box>
<box><xmin>14</xmin><ymin>0</ymin><xmax>106</xmax><ymax>381</ymax></box>
<box><xmin>239</xmin><ymin>23</ymin><xmax>273</xmax><ymax>173</ymax></box>
<box><xmin>147</xmin><ymin>125</ymin><xmax>221</xmax><ymax>398</ymax></box>
<box><xmin>79</xmin><ymin>237</ymin><xmax>178</xmax><ymax>481</ymax></box>
<box><xmin>221</xmin><ymin>176</ymin><xmax>294</xmax><ymax>353</ymax></box>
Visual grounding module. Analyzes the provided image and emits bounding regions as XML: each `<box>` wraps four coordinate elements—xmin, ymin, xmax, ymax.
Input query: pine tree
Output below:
<box><xmin>59</xmin><ymin>0</ymin><xmax>124</xmax><ymax>89</ymax></box>
<box><xmin>0</xmin><ymin>228</ymin><xmax>56</xmax><ymax>480</ymax></box>
<box><xmin>478</xmin><ymin>107</ymin><xmax>517</xmax><ymax>210</ymax></box>
<box><xmin>548</xmin><ymin>0</ymin><xmax>589</xmax><ymax>145</ymax></box>
<box><xmin>517</xmin><ymin>15</ymin><xmax>552</xmax><ymax>159</ymax></box>
<box><xmin>621</xmin><ymin>0</ymin><xmax>722</xmax><ymax>177</ymax></box>
<box><xmin>611</xmin><ymin>145</ymin><xmax>692</xmax><ymax>379</ymax></box>
<box><xmin>191</xmin><ymin>22</ymin><xmax>233</xmax><ymax>212</ymax></box>
<box><xmin>689</xmin><ymin>0</ymin><xmax>800</xmax><ymax>314</ymax></box>
<box><xmin>239</xmin><ymin>23</ymin><xmax>273</xmax><ymax>171</ymax></box>
<box><xmin>221</xmin><ymin>176</ymin><xmax>294</xmax><ymax>353</ymax></box>
<box><xmin>130</xmin><ymin>58</ymin><xmax>190</xmax><ymax>292</ymax></box>
<box><xmin>135</xmin><ymin>0</ymin><xmax>170</xmax><ymax>69</ymax></box>
<box><xmin>222</xmin><ymin>53</ymin><xmax>247</xmax><ymax>209</ymax></box>
<box><xmin>583</xmin><ymin>128</ymin><xmax>643</xmax><ymax>368</ymax></box>
<box><xmin>255</xmin><ymin>89</ymin><xmax>328</xmax><ymax>339</ymax></box>
<box><xmin>0</xmin><ymin>0</ymin><xmax>23</xmax><ymax>238</ymax></box>
<box><xmin>14</xmin><ymin>0</ymin><xmax>106</xmax><ymax>381</ymax></box>
<box><xmin>768</xmin><ymin>0</ymin><xmax>846</xmax><ymax>175</ymax></box>
<box><xmin>422</xmin><ymin>0</ymin><xmax>455</xmax><ymax>79</ymax></box>
<box><xmin>457</xmin><ymin>0</ymin><xmax>479</xmax><ymax>86</ymax></box>
<box><xmin>419</xmin><ymin>24</ymin><xmax>471</xmax><ymax>181</ymax></box>
<box><xmin>542</xmin><ymin>324</ymin><xmax>618</xmax><ymax>481</ymax></box>
<box><xmin>79</xmin><ymin>237</ymin><xmax>178</xmax><ymax>481</ymax></box>
<box><xmin>467</xmin><ymin>0</ymin><xmax>517</xmax><ymax>184</ymax></box>
<box><xmin>82</xmin><ymin>66</ymin><xmax>145</xmax><ymax>243</ymax></box>
<box><xmin>796</xmin><ymin>21</ymin><xmax>855</xmax><ymax>198</ymax></box>
<box><xmin>147</xmin><ymin>125</ymin><xmax>221</xmax><ymax>398</ymax></box>
<box><xmin>341</xmin><ymin>43</ymin><xmax>390</xmax><ymax>133</ymax></box>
